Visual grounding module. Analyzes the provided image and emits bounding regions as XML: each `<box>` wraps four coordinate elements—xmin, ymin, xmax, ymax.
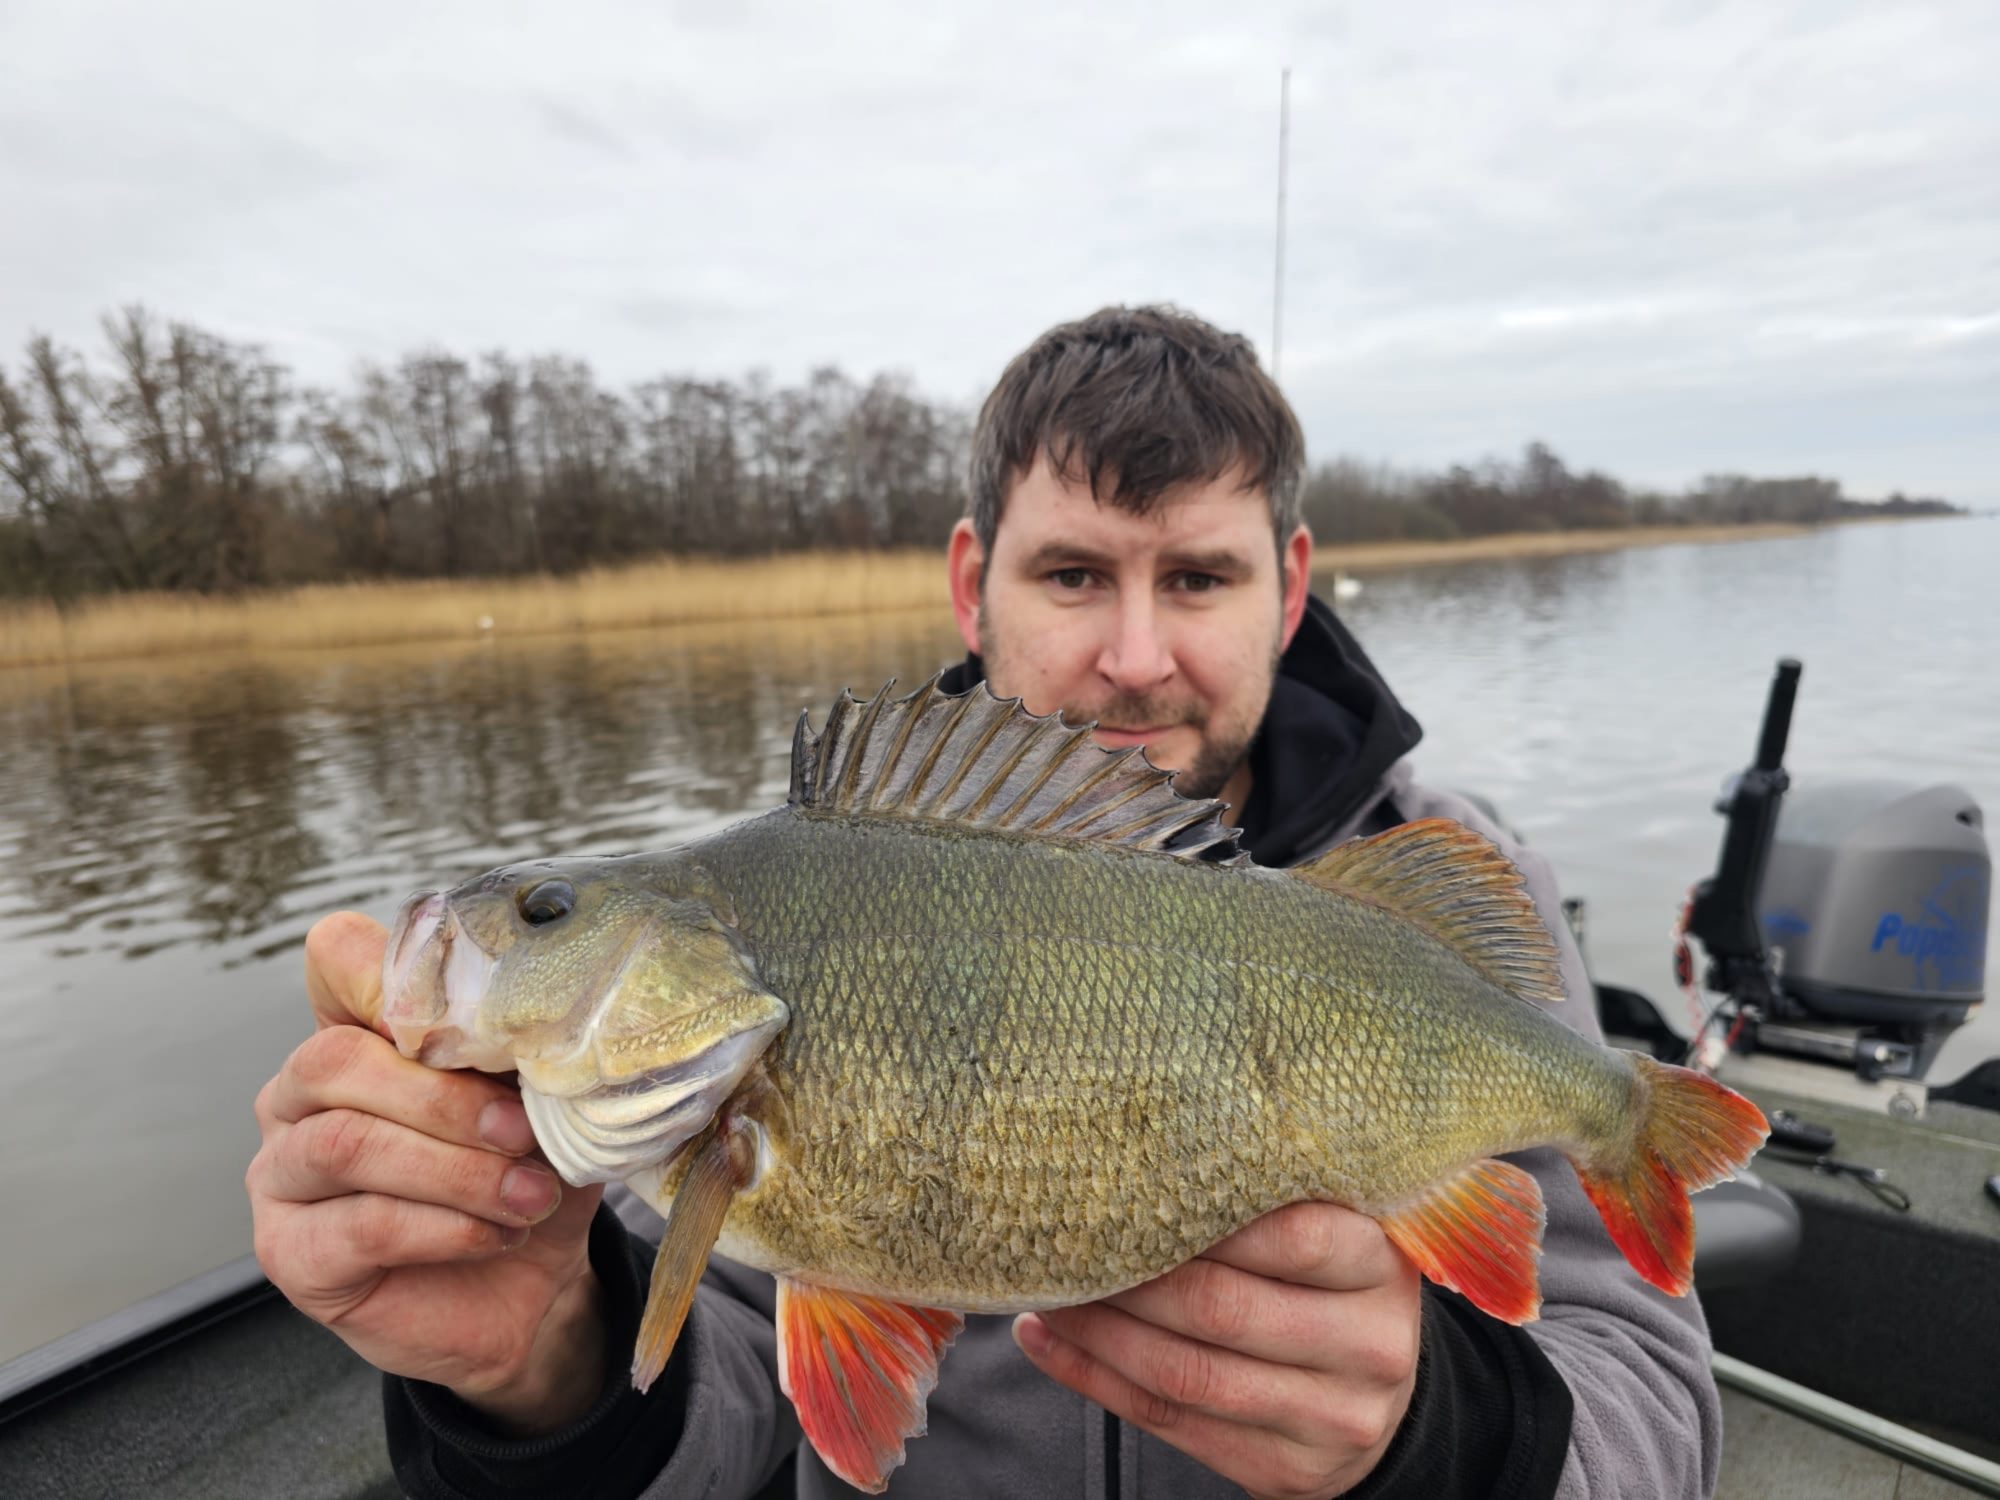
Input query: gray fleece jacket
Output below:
<box><xmin>385</xmin><ymin>603</ymin><xmax>1723</xmax><ymax>1500</ymax></box>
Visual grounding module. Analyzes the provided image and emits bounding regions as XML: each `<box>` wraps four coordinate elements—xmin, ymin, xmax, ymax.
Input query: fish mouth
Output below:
<box><xmin>381</xmin><ymin>890</ymin><xmax>509</xmax><ymax>1071</ymax></box>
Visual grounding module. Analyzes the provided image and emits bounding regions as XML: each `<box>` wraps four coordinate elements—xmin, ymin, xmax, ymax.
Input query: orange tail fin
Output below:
<box><xmin>1574</xmin><ymin>1054</ymin><xmax>1769</xmax><ymax>1296</ymax></box>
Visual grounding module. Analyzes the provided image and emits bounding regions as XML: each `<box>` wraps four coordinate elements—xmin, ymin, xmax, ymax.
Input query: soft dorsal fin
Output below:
<box><xmin>788</xmin><ymin>675</ymin><xmax>1243</xmax><ymax>861</ymax></box>
<box><xmin>1293</xmin><ymin>819</ymin><xmax>1565</xmax><ymax>1006</ymax></box>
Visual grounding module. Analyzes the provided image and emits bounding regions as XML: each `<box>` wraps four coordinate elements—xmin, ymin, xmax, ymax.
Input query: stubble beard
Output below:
<box><xmin>976</xmin><ymin>608</ymin><xmax>1275</xmax><ymax>802</ymax></box>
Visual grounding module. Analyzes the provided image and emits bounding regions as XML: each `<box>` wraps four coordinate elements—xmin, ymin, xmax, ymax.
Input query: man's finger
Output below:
<box><xmin>273</xmin><ymin>1193</ymin><xmax>531</xmax><ymax>1298</ymax></box>
<box><xmin>256</xmin><ymin>1107</ymin><xmax>564</xmax><ymax>1227</ymax></box>
<box><xmin>306</xmin><ymin>911</ymin><xmax>389</xmax><ymax>1035</ymax></box>
<box><xmin>261</xmin><ymin>1024</ymin><xmax>529</xmax><ymax>1155</ymax></box>
<box><xmin>1101</xmin><ymin>1256</ymin><xmax>1347</xmax><ymax>1370</ymax></box>
<box><xmin>1012</xmin><ymin>1313</ymin><xmax>1332</xmax><ymax>1493</ymax></box>
<box><xmin>1200</xmin><ymin>1201</ymin><xmax>1411</xmax><ymax>1293</ymax></box>
<box><xmin>1032</xmin><ymin>1300</ymin><xmax>1322</xmax><ymax>1443</ymax></box>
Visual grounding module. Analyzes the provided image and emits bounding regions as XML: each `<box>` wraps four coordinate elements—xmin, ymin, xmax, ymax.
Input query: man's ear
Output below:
<box><xmin>946</xmin><ymin>519</ymin><xmax>984</xmax><ymax>656</ymax></box>
<box><xmin>1279</xmin><ymin>523</ymin><xmax>1313</xmax><ymax>648</ymax></box>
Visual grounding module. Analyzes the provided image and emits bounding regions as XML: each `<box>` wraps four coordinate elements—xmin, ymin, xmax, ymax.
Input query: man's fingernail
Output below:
<box><xmin>1013</xmin><ymin>1313</ymin><xmax>1052</xmax><ymax>1357</ymax></box>
<box><xmin>498</xmin><ymin>1225</ymin><xmax>530</xmax><ymax>1250</ymax></box>
<box><xmin>478</xmin><ymin>1099</ymin><xmax>536</xmax><ymax>1154</ymax></box>
<box><xmin>502</xmin><ymin>1164</ymin><xmax>561</xmax><ymax>1220</ymax></box>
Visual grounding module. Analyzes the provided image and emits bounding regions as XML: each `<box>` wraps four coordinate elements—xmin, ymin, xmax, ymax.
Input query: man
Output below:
<box><xmin>248</xmin><ymin>305</ymin><xmax>1723</xmax><ymax>1498</ymax></box>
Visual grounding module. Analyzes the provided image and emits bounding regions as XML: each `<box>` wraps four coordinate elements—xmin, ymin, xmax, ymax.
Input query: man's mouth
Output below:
<box><xmin>1090</xmin><ymin>724</ymin><xmax>1174</xmax><ymax>748</ymax></box>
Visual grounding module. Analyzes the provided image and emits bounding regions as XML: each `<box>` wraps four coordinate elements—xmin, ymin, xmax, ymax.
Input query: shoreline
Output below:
<box><xmin>1310</xmin><ymin>519</ymin><xmax>1844</xmax><ymax>573</ymax></box>
<box><xmin>0</xmin><ymin>517</ymin><xmax>1948</xmax><ymax>670</ymax></box>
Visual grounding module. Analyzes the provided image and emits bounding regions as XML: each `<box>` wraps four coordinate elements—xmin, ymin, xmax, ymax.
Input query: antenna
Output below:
<box><xmin>1273</xmin><ymin>66</ymin><xmax>1291</xmax><ymax>381</ymax></box>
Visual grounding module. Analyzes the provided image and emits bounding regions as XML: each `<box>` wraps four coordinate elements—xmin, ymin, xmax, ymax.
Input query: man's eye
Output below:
<box><xmin>1050</xmin><ymin>568</ymin><xmax>1093</xmax><ymax>590</ymax></box>
<box><xmin>1177</xmin><ymin>572</ymin><xmax>1222</xmax><ymax>593</ymax></box>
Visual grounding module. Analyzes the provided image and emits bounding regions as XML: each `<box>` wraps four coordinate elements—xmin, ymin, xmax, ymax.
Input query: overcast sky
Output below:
<box><xmin>3</xmin><ymin>0</ymin><xmax>1994</xmax><ymax>503</ymax></box>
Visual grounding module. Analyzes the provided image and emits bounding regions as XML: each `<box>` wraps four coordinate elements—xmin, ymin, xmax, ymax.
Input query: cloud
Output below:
<box><xmin>535</xmin><ymin>99</ymin><xmax>631</xmax><ymax>157</ymax></box>
<box><xmin>0</xmin><ymin>0</ymin><xmax>1993</xmax><ymax>502</ymax></box>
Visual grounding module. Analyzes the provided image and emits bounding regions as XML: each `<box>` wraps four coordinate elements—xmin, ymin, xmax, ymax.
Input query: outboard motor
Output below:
<box><xmin>1757</xmin><ymin>782</ymin><xmax>1987</xmax><ymax>1079</ymax></box>
<box><xmin>1683</xmin><ymin>659</ymin><xmax>1991</xmax><ymax>1113</ymax></box>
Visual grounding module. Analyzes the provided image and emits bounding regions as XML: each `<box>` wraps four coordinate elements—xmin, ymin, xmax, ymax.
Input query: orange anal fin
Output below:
<box><xmin>1377</xmin><ymin>1156</ymin><xmax>1546</xmax><ymax>1325</ymax></box>
<box><xmin>1577</xmin><ymin>1054</ymin><xmax>1770</xmax><ymax>1296</ymax></box>
<box><xmin>776</xmin><ymin>1277</ymin><xmax>964</xmax><ymax>1494</ymax></box>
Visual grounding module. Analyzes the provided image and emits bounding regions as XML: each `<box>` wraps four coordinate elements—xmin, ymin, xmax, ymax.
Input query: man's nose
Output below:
<box><xmin>1094</xmin><ymin>593</ymin><xmax>1175</xmax><ymax>694</ymax></box>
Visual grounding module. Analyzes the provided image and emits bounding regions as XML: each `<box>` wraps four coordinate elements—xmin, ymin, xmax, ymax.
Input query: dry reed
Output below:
<box><xmin>0</xmin><ymin>521</ymin><xmax>1862</xmax><ymax>670</ymax></box>
<box><xmin>0</xmin><ymin>551</ymin><xmax>950</xmax><ymax>669</ymax></box>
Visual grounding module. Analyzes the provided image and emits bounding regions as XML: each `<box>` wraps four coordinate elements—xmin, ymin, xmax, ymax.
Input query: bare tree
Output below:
<box><xmin>0</xmin><ymin>311</ymin><xmax>1959</xmax><ymax>603</ymax></box>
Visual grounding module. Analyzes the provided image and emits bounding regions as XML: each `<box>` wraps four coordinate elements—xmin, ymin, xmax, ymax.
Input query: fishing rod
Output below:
<box><xmin>1273</xmin><ymin>66</ymin><xmax>1290</xmax><ymax>382</ymax></box>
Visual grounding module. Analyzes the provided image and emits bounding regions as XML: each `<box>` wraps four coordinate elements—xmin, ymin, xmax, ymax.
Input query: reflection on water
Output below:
<box><xmin>0</xmin><ymin>616</ymin><xmax>962</xmax><ymax>967</ymax></box>
<box><xmin>0</xmin><ymin>612</ymin><xmax>965</xmax><ymax>1362</ymax></box>
<box><xmin>2</xmin><ymin>519</ymin><xmax>1996</xmax><ymax>1362</ymax></box>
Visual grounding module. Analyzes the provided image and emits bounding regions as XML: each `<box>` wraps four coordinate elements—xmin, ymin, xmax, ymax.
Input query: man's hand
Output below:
<box><xmin>247</xmin><ymin>912</ymin><xmax>608</xmax><ymax>1434</ymax></box>
<box><xmin>1013</xmin><ymin>1203</ymin><xmax>1421</xmax><ymax>1500</ymax></box>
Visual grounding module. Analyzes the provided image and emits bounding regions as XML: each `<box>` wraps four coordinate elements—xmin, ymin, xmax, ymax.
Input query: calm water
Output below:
<box><xmin>2</xmin><ymin>518</ymin><xmax>1995</xmax><ymax>1363</ymax></box>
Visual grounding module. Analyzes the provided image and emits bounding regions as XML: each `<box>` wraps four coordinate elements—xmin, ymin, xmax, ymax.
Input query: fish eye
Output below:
<box><xmin>518</xmin><ymin>878</ymin><xmax>576</xmax><ymax>927</ymax></box>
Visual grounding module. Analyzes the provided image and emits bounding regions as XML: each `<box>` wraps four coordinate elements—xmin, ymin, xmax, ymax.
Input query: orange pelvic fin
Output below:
<box><xmin>776</xmin><ymin>1277</ymin><xmax>964</xmax><ymax>1494</ymax></box>
<box><xmin>1575</xmin><ymin>1053</ymin><xmax>1770</xmax><ymax>1296</ymax></box>
<box><xmin>1377</xmin><ymin>1156</ymin><xmax>1547</xmax><ymax>1325</ymax></box>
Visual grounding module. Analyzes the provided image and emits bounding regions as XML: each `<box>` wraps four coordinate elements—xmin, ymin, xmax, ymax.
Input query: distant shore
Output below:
<box><xmin>1310</xmin><ymin>519</ymin><xmax>1851</xmax><ymax>574</ymax></box>
<box><xmin>0</xmin><ymin>517</ymin><xmax>1936</xmax><ymax>670</ymax></box>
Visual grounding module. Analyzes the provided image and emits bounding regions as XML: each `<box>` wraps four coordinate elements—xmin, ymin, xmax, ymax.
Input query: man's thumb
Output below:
<box><xmin>304</xmin><ymin>911</ymin><xmax>390</xmax><ymax>1035</ymax></box>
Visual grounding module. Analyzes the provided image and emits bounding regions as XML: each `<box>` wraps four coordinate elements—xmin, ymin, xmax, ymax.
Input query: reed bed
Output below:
<box><xmin>0</xmin><ymin>521</ymin><xmax>1848</xmax><ymax>670</ymax></box>
<box><xmin>0</xmin><ymin>551</ymin><xmax>951</xmax><ymax>669</ymax></box>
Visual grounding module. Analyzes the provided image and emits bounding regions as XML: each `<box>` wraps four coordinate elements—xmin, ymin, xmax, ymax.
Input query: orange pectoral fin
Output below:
<box><xmin>631</xmin><ymin>1118</ymin><xmax>751</xmax><ymax>1393</ymax></box>
<box><xmin>776</xmin><ymin>1277</ymin><xmax>965</xmax><ymax>1494</ymax></box>
<box><xmin>1376</xmin><ymin>1156</ymin><xmax>1547</xmax><ymax>1325</ymax></box>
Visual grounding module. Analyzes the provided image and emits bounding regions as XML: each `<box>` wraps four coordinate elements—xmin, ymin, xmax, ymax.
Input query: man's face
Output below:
<box><xmin>947</xmin><ymin>456</ymin><xmax>1312</xmax><ymax>808</ymax></box>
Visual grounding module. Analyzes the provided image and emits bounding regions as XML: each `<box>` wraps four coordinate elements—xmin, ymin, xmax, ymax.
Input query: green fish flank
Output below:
<box><xmin>643</xmin><ymin>804</ymin><xmax>1628</xmax><ymax>1313</ymax></box>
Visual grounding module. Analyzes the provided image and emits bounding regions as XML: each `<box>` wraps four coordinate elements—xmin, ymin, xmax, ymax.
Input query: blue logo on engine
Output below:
<box><xmin>1869</xmin><ymin>865</ymin><xmax>1989</xmax><ymax>993</ymax></box>
<box><xmin>1763</xmin><ymin>907</ymin><xmax>1812</xmax><ymax>944</ymax></box>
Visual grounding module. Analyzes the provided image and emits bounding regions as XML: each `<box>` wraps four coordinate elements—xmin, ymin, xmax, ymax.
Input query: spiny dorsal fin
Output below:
<box><xmin>788</xmin><ymin>675</ymin><xmax>1242</xmax><ymax>861</ymax></box>
<box><xmin>1293</xmin><ymin>819</ymin><xmax>1565</xmax><ymax>1006</ymax></box>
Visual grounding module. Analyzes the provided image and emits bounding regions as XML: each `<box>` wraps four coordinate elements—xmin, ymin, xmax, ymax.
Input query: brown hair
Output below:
<box><xmin>967</xmin><ymin>304</ymin><xmax>1305</xmax><ymax>556</ymax></box>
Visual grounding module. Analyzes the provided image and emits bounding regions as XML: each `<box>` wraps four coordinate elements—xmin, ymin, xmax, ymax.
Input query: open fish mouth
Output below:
<box><xmin>381</xmin><ymin>890</ymin><xmax>508</xmax><ymax>1071</ymax></box>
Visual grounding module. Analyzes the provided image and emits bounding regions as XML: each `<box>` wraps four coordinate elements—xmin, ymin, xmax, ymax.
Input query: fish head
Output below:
<box><xmin>382</xmin><ymin>858</ymin><xmax>790</xmax><ymax>1183</ymax></box>
<box><xmin>382</xmin><ymin>858</ymin><xmax>626</xmax><ymax>1070</ymax></box>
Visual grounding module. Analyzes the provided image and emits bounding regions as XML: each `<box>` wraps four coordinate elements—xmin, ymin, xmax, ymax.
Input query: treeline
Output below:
<box><xmin>0</xmin><ymin>309</ymin><xmax>970</xmax><ymax>599</ymax></box>
<box><xmin>0</xmin><ymin>309</ymin><xmax>1961</xmax><ymax>600</ymax></box>
<box><xmin>1298</xmin><ymin>447</ymin><xmax>1960</xmax><ymax>546</ymax></box>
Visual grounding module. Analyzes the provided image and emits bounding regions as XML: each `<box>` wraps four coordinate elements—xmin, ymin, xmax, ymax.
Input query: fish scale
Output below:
<box><xmin>667</xmin><ymin>806</ymin><xmax>1602</xmax><ymax>1310</ymax></box>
